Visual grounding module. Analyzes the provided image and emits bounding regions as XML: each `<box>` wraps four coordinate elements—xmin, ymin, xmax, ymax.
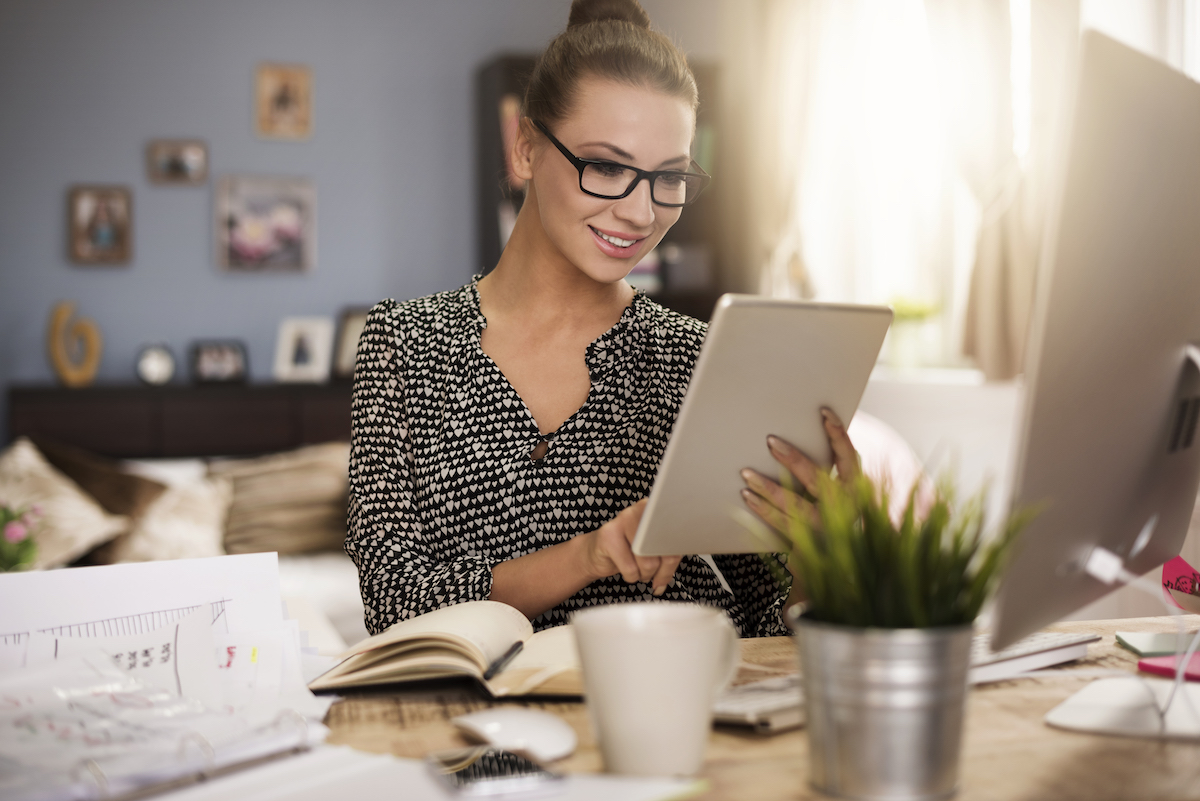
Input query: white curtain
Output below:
<box><xmin>719</xmin><ymin>0</ymin><xmax>1081</xmax><ymax>375</ymax></box>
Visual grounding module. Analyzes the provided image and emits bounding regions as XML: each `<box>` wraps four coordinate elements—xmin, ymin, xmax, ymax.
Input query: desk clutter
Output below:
<box><xmin>0</xmin><ymin>554</ymin><xmax>335</xmax><ymax>801</ymax></box>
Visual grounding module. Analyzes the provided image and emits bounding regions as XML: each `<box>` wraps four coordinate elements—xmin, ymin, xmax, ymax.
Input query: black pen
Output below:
<box><xmin>483</xmin><ymin>640</ymin><xmax>524</xmax><ymax>680</ymax></box>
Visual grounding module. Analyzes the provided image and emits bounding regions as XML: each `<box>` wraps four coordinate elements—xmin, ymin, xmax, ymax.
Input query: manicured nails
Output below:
<box><xmin>652</xmin><ymin>585</ymin><xmax>665</xmax><ymax>597</ymax></box>
<box><xmin>767</xmin><ymin>435</ymin><xmax>790</xmax><ymax>456</ymax></box>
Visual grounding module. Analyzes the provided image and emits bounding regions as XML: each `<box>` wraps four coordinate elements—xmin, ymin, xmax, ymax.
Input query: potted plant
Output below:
<box><xmin>745</xmin><ymin>473</ymin><xmax>1034</xmax><ymax>801</ymax></box>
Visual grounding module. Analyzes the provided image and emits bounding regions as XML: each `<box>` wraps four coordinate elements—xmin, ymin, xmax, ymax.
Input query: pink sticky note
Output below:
<box><xmin>1162</xmin><ymin>556</ymin><xmax>1200</xmax><ymax>609</ymax></box>
<box><xmin>1138</xmin><ymin>653</ymin><xmax>1200</xmax><ymax>682</ymax></box>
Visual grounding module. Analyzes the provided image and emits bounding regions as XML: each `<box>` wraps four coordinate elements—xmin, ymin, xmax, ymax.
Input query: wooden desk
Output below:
<box><xmin>324</xmin><ymin>616</ymin><xmax>1200</xmax><ymax>800</ymax></box>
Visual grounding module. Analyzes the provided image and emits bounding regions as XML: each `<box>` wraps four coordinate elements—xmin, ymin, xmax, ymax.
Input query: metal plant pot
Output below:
<box><xmin>789</xmin><ymin>611</ymin><xmax>974</xmax><ymax>801</ymax></box>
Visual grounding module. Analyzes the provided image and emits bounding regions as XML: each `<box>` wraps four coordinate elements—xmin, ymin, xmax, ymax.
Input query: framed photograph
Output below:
<box><xmin>216</xmin><ymin>175</ymin><xmax>315</xmax><ymax>272</ymax></box>
<box><xmin>256</xmin><ymin>63</ymin><xmax>312</xmax><ymax>140</ymax></box>
<box><xmin>190</xmin><ymin>340</ymin><xmax>248</xmax><ymax>383</ymax></box>
<box><xmin>273</xmin><ymin>317</ymin><xmax>334</xmax><ymax>383</ymax></box>
<box><xmin>68</xmin><ymin>185</ymin><xmax>132</xmax><ymax>264</ymax></box>
<box><xmin>146</xmin><ymin>139</ymin><xmax>208</xmax><ymax>185</ymax></box>
<box><xmin>333</xmin><ymin>307</ymin><xmax>371</xmax><ymax>380</ymax></box>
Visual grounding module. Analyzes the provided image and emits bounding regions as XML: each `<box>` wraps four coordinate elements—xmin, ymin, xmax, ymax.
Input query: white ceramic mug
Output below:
<box><xmin>571</xmin><ymin>602</ymin><xmax>739</xmax><ymax>777</ymax></box>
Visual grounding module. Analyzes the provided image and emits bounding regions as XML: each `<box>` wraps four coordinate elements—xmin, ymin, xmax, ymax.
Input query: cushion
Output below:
<box><xmin>31</xmin><ymin>438</ymin><xmax>166</xmax><ymax>518</ymax></box>
<box><xmin>0</xmin><ymin>437</ymin><xmax>129</xmax><ymax>568</ymax></box>
<box><xmin>103</xmin><ymin>475</ymin><xmax>233</xmax><ymax>563</ymax></box>
<box><xmin>208</xmin><ymin>442</ymin><xmax>349</xmax><ymax>554</ymax></box>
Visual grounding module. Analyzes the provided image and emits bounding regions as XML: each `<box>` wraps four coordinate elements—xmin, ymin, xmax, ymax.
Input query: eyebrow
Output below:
<box><xmin>579</xmin><ymin>141</ymin><xmax>691</xmax><ymax>170</ymax></box>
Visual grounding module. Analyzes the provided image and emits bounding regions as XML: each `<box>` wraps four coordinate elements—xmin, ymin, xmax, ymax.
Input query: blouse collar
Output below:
<box><xmin>463</xmin><ymin>274</ymin><xmax>650</xmax><ymax>378</ymax></box>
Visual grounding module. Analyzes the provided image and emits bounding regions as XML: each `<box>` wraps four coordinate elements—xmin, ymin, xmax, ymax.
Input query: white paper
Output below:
<box><xmin>0</xmin><ymin>655</ymin><xmax>329</xmax><ymax>801</ymax></box>
<box><xmin>0</xmin><ymin>553</ymin><xmax>283</xmax><ymax>640</ymax></box>
<box><xmin>25</xmin><ymin>608</ymin><xmax>221</xmax><ymax>707</ymax></box>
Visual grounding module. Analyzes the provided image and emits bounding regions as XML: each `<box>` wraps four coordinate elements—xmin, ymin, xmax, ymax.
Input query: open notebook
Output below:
<box><xmin>308</xmin><ymin>601</ymin><xmax>582</xmax><ymax>697</ymax></box>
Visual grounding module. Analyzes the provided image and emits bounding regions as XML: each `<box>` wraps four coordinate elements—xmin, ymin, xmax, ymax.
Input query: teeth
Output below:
<box><xmin>596</xmin><ymin>230</ymin><xmax>636</xmax><ymax>248</ymax></box>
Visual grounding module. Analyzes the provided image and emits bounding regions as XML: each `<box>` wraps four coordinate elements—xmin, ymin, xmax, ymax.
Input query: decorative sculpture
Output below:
<box><xmin>47</xmin><ymin>301</ymin><xmax>102</xmax><ymax>387</ymax></box>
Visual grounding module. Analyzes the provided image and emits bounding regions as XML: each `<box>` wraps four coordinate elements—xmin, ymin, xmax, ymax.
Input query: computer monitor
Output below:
<box><xmin>990</xmin><ymin>31</ymin><xmax>1200</xmax><ymax>650</ymax></box>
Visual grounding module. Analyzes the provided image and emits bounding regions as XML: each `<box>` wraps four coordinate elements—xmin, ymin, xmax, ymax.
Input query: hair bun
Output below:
<box><xmin>567</xmin><ymin>0</ymin><xmax>651</xmax><ymax>30</ymax></box>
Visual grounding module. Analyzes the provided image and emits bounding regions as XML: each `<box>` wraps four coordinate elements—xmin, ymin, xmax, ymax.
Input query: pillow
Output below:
<box><xmin>31</xmin><ymin>438</ymin><xmax>166</xmax><ymax>518</ymax></box>
<box><xmin>208</xmin><ymin>442</ymin><xmax>349</xmax><ymax>554</ymax></box>
<box><xmin>103</xmin><ymin>475</ymin><xmax>233</xmax><ymax>563</ymax></box>
<box><xmin>0</xmin><ymin>437</ymin><xmax>129</xmax><ymax>568</ymax></box>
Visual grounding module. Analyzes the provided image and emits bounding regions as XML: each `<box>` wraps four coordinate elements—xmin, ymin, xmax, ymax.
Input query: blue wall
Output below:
<box><xmin>0</xmin><ymin>0</ymin><xmax>720</xmax><ymax>442</ymax></box>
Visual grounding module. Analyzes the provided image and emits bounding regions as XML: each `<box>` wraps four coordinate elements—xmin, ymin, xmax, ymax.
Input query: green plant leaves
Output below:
<box><xmin>747</xmin><ymin>473</ymin><xmax>1034</xmax><ymax>628</ymax></box>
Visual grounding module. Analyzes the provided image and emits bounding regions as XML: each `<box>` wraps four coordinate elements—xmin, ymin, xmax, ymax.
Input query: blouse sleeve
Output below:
<box><xmin>713</xmin><ymin>553</ymin><xmax>792</xmax><ymax>637</ymax></box>
<box><xmin>344</xmin><ymin>303</ymin><xmax>495</xmax><ymax>635</ymax></box>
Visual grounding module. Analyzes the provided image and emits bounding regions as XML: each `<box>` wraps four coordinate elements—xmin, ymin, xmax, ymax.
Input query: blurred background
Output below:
<box><xmin>2</xmin><ymin>0</ymin><xmax>1199</xmax><ymax>613</ymax></box>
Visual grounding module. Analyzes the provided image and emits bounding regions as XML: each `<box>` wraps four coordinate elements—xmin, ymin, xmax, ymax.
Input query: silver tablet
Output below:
<box><xmin>632</xmin><ymin>295</ymin><xmax>892</xmax><ymax>556</ymax></box>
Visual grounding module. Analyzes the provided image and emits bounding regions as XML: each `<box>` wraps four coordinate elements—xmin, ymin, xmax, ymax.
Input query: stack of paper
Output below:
<box><xmin>0</xmin><ymin>554</ymin><xmax>333</xmax><ymax>800</ymax></box>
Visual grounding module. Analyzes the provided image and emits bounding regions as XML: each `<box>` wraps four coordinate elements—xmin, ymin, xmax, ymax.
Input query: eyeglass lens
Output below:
<box><xmin>580</xmin><ymin>163</ymin><xmax>705</xmax><ymax>206</ymax></box>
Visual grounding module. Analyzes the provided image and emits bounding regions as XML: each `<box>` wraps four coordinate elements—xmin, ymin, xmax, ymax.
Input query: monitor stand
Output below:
<box><xmin>1042</xmin><ymin>348</ymin><xmax>1200</xmax><ymax>741</ymax></box>
<box><xmin>1045</xmin><ymin>676</ymin><xmax>1200</xmax><ymax>740</ymax></box>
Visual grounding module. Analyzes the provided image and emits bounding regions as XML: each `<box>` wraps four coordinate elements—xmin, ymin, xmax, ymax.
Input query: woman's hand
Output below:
<box><xmin>582</xmin><ymin>498</ymin><xmax>682</xmax><ymax>596</ymax></box>
<box><xmin>740</xmin><ymin>408</ymin><xmax>859</xmax><ymax>534</ymax></box>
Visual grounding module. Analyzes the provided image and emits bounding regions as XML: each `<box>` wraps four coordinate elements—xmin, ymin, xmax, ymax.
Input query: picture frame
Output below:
<box><xmin>256</xmin><ymin>63</ymin><xmax>312</xmax><ymax>140</ymax></box>
<box><xmin>333</xmin><ymin>307</ymin><xmax>371</xmax><ymax>380</ymax></box>
<box><xmin>146</xmin><ymin>139</ymin><xmax>208</xmax><ymax>185</ymax></box>
<box><xmin>68</xmin><ymin>185</ymin><xmax>132</xmax><ymax>265</ymax></box>
<box><xmin>273</xmin><ymin>317</ymin><xmax>334</xmax><ymax>383</ymax></box>
<box><xmin>216</xmin><ymin>175</ymin><xmax>315</xmax><ymax>272</ymax></box>
<box><xmin>190</xmin><ymin>340</ymin><xmax>249</xmax><ymax>384</ymax></box>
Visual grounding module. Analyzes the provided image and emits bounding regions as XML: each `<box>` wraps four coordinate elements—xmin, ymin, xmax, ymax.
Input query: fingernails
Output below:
<box><xmin>652</xmin><ymin>585</ymin><xmax>665</xmax><ymax>597</ymax></box>
<box><xmin>741</xmin><ymin>488</ymin><xmax>759</xmax><ymax>506</ymax></box>
<box><xmin>740</xmin><ymin>468</ymin><xmax>758</xmax><ymax>486</ymax></box>
<box><xmin>767</xmin><ymin>435</ymin><xmax>791</xmax><ymax>455</ymax></box>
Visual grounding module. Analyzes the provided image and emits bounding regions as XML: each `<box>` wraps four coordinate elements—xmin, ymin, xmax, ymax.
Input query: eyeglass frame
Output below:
<box><xmin>532</xmin><ymin>119</ymin><xmax>711</xmax><ymax>208</ymax></box>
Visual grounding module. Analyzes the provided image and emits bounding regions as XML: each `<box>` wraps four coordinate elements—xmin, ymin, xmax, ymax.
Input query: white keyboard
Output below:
<box><xmin>712</xmin><ymin>630</ymin><xmax>1100</xmax><ymax>733</ymax></box>
<box><xmin>970</xmin><ymin>630</ymin><xmax>1100</xmax><ymax>684</ymax></box>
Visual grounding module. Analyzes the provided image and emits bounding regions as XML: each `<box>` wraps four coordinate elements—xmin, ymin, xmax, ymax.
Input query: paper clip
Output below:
<box><xmin>271</xmin><ymin>708</ymin><xmax>311</xmax><ymax>747</ymax></box>
<box><xmin>177</xmin><ymin>730</ymin><xmax>217</xmax><ymax>776</ymax></box>
<box><xmin>71</xmin><ymin>758</ymin><xmax>109</xmax><ymax>797</ymax></box>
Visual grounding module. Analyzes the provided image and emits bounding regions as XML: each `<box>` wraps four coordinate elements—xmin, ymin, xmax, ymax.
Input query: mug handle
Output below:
<box><xmin>713</xmin><ymin>614</ymin><xmax>740</xmax><ymax>694</ymax></box>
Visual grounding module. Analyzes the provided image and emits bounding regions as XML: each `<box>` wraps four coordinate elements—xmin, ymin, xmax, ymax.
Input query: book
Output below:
<box><xmin>1138</xmin><ymin>652</ymin><xmax>1200</xmax><ymax>682</ymax></box>
<box><xmin>307</xmin><ymin>601</ymin><xmax>583</xmax><ymax>697</ymax></box>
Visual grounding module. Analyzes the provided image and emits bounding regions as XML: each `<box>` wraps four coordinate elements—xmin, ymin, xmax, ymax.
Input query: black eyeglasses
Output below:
<box><xmin>533</xmin><ymin>120</ymin><xmax>710</xmax><ymax>208</ymax></box>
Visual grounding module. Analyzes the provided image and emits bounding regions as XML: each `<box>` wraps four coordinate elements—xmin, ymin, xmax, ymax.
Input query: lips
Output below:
<box><xmin>589</xmin><ymin>226</ymin><xmax>644</xmax><ymax>258</ymax></box>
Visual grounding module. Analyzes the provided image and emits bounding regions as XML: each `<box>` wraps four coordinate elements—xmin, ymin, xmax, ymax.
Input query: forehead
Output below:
<box><xmin>556</xmin><ymin>76</ymin><xmax>694</xmax><ymax>164</ymax></box>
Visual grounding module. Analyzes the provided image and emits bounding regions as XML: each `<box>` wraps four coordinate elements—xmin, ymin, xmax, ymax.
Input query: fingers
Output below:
<box><xmin>766</xmin><ymin>435</ymin><xmax>820</xmax><ymax>496</ymax></box>
<box><xmin>741</xmin><ymin>468</ymin><xmax>809</xmax><ymax>518</ymax></box>
<box><xmin>650</xmin><ymin>555</ymin><xmax>682</xmax><ymax>597</ymax></box>
<box><xmin>822</xmin><ymin>407</ymin><xmax>860</xmax><ymax>480</ymax></box>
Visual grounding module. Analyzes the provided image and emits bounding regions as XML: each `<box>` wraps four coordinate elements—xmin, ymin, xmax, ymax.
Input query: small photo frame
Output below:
<box><xmin>68</xmin><ymin>185</ymin><xmax>132</xmax><ymax>265</ymax></box>
<box><xmin>273</xmin><ymin>317</ymin><xmax>334</xmax><ymax>383</ymax></box>
<box><xmin>256</xmin><ymin>63</ymin><xmax>312</xmax><ymax>140</ymax></box>
<box><xmin>216</xmin><ymin>175</ymin><xmax>315</xmax><ymax>272</ymax></box>
<box><xmin>333</xmin><ymin>307</ymin><xmax>371</xmax><ymax>380</ymax></box>
<box><xmin>146</xmin><ymin>139</ymin><xmax>208</xmax><ymax>185</ymax></box>
<box><xmin>190</xmin><ymin>340</ymin><xmax>248</xmax><ymax>383</ymax></box>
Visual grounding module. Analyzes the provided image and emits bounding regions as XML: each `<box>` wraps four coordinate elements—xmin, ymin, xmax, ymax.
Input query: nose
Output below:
<box><xmin>612</xmin><ymin>176</ymin><xmax>656</xmax><ymax>229</ymax></box>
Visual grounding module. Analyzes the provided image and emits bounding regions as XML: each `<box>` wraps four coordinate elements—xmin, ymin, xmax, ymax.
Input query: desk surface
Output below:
<box><xmin>323</xmin><ymin>616</ymin><xmax>1200</xmax><ymax>800</ymax></box>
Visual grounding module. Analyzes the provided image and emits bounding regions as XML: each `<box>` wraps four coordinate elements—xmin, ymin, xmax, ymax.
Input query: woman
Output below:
<box><xmin>346</xmin><ymin>0</ymin><xmax>856</xmax><ymax>638</ymax></box>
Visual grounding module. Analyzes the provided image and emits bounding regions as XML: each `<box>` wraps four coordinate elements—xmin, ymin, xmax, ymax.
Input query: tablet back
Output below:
<box><xmin>632</xmin><ymin>295</ymin><xmax>892</xmax><ymax>556</ymax></box>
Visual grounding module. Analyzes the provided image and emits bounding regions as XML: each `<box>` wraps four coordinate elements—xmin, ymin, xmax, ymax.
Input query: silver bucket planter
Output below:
<box><xmin>789</xmin><ymin>611</ymin><xmax>974</xmax><ymax>801</ymax></box>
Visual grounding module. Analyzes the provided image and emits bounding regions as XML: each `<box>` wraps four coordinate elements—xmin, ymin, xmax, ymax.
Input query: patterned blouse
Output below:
<box><xmin>344</xmin><ymin>278</ymin><xmax>790</xmax><ymax>638</ymax></box>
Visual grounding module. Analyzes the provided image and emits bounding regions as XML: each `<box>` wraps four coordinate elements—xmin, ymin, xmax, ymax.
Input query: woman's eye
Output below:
<box><xmin>657</xmin><ymin>173</ymin><xmax>686</xmax><ymax>188</ymax></box>
<box><xmin>591</xmin><ymin>162</ymin><xmax>628</xmax><ymax>178</ymax></box>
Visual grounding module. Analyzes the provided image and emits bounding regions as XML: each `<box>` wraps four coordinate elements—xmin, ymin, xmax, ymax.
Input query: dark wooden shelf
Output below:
<box><xmin>8</xmin><ymin>383</ymin><xmax>351</xmax><ymax>458</ymax></box>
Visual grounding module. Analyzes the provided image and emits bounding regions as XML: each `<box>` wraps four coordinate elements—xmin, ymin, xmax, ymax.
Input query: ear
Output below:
<box><xmin>510</xmin><ymin>118</ymin><xmax>539</xmax><ymax>183</ymax></box>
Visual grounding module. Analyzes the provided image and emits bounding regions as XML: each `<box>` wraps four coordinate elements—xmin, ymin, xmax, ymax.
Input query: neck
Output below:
<box><xmin>479</xmin><ymin>188</ymin><xmax>634</xmax><ymax>326</ymax></box>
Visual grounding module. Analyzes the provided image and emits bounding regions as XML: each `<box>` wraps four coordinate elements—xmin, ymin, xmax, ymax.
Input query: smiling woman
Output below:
<box><xmin>344</xmin><ymin>0</ymin><xmax>790</xmax><ymax>639</ymax></box>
